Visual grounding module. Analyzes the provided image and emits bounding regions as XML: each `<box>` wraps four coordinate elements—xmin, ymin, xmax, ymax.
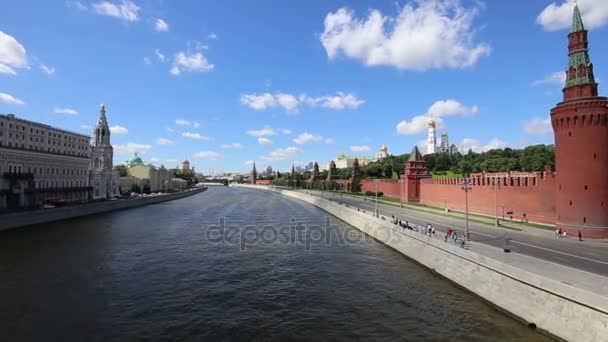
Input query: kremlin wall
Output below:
<box><xmin>252</xmin><ymin>5</ymin><xmax>608</xmax><ymax>238</ymax></box>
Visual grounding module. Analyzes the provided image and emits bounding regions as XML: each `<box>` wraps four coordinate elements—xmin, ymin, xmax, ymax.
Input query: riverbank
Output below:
<box><xmin>0</xmin><ymin>187</ymin><xmax>207</xmax><ymax>232</ymax></box>
<box><xmin>237</xmin><ymin>184</ymin><xmax>608</xmax><ymax>342</ymax></box>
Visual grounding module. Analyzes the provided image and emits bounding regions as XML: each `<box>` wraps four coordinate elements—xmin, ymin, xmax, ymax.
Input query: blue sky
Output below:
<box><xmin>1</xmin><ymin>0</ymin><xmax>607</xmax><ymax>174</ymax></box>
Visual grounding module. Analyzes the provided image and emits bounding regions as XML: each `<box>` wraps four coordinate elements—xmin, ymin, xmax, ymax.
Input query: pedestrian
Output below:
<box><xmin>558</xmin><ymin>228</ymin><xmax>563</xmax><ymax>238</ymax></box>
<box><xmin>554</xmin><ymin>229</ymin><xmax>559</xmax><ymax>238</ymax></box>
<box><xmin>578</xmin><ymin>231</ymin><xmax>583</xmax><ymax>241</ymax></box>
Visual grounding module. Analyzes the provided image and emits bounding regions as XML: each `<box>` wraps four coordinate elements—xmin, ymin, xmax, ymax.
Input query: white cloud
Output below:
<box><xmin>40</xmin><ymin>65</ymin><xmax>55</xmax><ymax>75</ymax></box>
<box><xmin>262</xmin><ymin>147</ymin><xmax>301</xmax><ymax>161</ymax></box>
<box><xmin>80</xmin><ymin>125</ymin><xmax>93</xmax><ymax>130</ymax></box>
<box><xmin>193</xmin><ymin>121</ymin><xmax>201</xmax><ymax>128</ymax></box>
<box><xmin>175</xmin><ymin>119</ymin><xmax>191</xmax><ymax>126</ymax></box>
<box><xmin>155</xmin><ymin>49</ymin><xmax>166</xmax><ymax>62</ymax></box>
<box><xmin>301</xmin><ymin>92</ymin><xmax>364</xmax><ymax>109</ymax></box>
<box><xmin>523</xmin><ymin>117</ymin><xmax>553</xmax><ymax>135</ymax></box>
<box><xmin>170</xmin><ymin>51</ymin><xmax>214</xmax><ymax>75</ymax></box>
<box><xmin>208</xmin><ymin>32</ymin><xmax>218</xmax><ymax>40</ymax></box>
<box><xmin>292</xmin><ymin>132</ymin><xmax>333</xmax><ymax>145</ymax></box>
<box><xmin>221</xmin><ymin>143</ymin><xmax>243</xmax><ymax>149</ymax></box>
<box><xmin>53</xmin><ymin>107</ymin><xmax>78</xmax><ymax>115</ymax></box>
<box><xmin>245</xmin><ymin>160</ymin><xmax>254</xmax><ymax>165</ymax></box>
<box><xmin>143</xmin><ymin>57</ymin><xmax>151</xmax><ymax>65</ymax></box>
<box><xmin>537</xmin><ymin>0</ymin><xmax>608</xmax><ymax>31</ymax></box>
<box><xmin>533</xmin><ymin>71</ymin><xmax>566</xmax><ymax>86</ymax></box>
<box><xmin>0</xmin><ymin>92</ymin><xmax>24</xmax><ymax>105</ymax></box>
<box><xmin>459</xmin><ymin>138</ymin><xmax>507</xmax><ymax>153</ymax></box>
<box><xmin>247</xmin><ymin>127</ymin><xmax>276</xmax><ymax>137</ymax></box>
<box><xmin>110</xmin><ymin>125</ymin><xmax>128</xmax><ymax>134</ymax></box>
<box><xmin>349</xmin><ymin>145</ymin><xmax>371</xmax><ymax>153</ymax></box>
<box><xmin>320</xmin><ymin>1</ymin><xmax>490</xmax><ymax>71</ymax></box>
<box><xmin>193</xmin><ymin>151</ymin><xmax>222</xmax><ymax>159</ymax></box>
<box><xmin>114</xmin><ymin>142</ymin><xmax>152</xmax><ymax>155</ymax></box>
<box><xmin>280</xmin><ymin>128</ymin><xmax>292</xmax><ymax>135</ymax></box>
<box><xmin>0</xmin><ymin>64</ymin><xmax>16</xmax><ymax>75</ymax></box>
<box><xmin>166</xmin><ymin>127</ymin><xmax>175</xmax><ymax>133</ymax></box>
<box><xmin>92</xmin><ymin>0</ymin><xmax>140</xmax><ymax>22</ymax></box>
<box><xmin>157</xmin><ymin>138</ymin><xmax>174</xmax><ymax>145</ymax></box>
<box><xmin>396</xmin><ymin>99</ymin><xmax>477</xmax><ymax>135</ymax></box>
<box><xmin>68</xmin><ymin>1</ymin><xmax>88</xmax><ymax>11</ymax></box>
<box><xmin>241</xmin><ymin>92</ymin><xmax>364</xmax><ymax>112</ymax></box>
<box><xmin>258</xmin><ymin>137</ymin><xmax>273</xmax><ymax>145</ymax></box>
<box><xmin>154</xmin><ymin>18</ymin><xmax>169</xmax><ymax>32</ymax></box>
<box><xmin>182</xmin><ymin>132</ymin><xmax>209</xmax><ymax>140</ymax></box>
<box><xmin>0</xmin><ymin>31</ymin><xmax>28</xmax><ymax>75</ymax></box>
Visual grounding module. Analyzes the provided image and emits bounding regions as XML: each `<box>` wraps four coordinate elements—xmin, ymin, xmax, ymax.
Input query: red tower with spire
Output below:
<box><xmin>251</xmin><ymin>162</ymin><xmax>257</xmax><ymax>185</ymax></box>
<box><xmin>402</xmin><ymin>146</ymin><xmax>431</xmax><ymax>203</ymax></box>
<box><xmin>551</xmin><ymin>4</ymin><xmax>608</xmax><ymax>238</ymax></box>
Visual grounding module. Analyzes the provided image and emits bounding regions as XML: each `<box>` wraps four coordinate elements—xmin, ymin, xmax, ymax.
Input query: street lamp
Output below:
<box><xmin>494</xmin><ymin>177</ymin><xmax>501</xmax><ymax>227</ymax></box>
<box><xmin>374</xmin><ymin>179</ymin><xmax>380</xmax><ymax>217</ymax></box>
<box><xmin>461</xmin><ymin>177</ymin><xmax>472</xmax><ymax>241</ymax></box>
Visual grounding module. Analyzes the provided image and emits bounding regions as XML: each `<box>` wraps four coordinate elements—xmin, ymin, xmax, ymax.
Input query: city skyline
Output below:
<box><xmin>1</xmin><ymin>0</ymin><xmax>608</xmax><ymax>172</ymax></box>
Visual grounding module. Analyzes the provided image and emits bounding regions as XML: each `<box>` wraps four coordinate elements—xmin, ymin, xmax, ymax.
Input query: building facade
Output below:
<box><xmin>0</xmin><ymin>113</ymin><xmax>93</xmax><ymax>209</ymax></box>
<box><xmin>121</xmin><ymin>153</ymin><xmax>173</xmax><ymax>193</ymax></box>
<box><xmin>89</xmin><ymin>104</ymin><xmax>119</xmax><ymax>200</ymax></box>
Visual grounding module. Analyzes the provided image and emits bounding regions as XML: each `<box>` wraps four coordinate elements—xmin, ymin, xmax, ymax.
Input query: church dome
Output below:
<box><xmin>130</xmin><ymin>153</ymin><xmax>143</xmax><ymax>165</ymax></box>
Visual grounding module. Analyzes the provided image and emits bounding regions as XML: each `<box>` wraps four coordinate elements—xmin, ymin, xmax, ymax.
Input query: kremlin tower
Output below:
<box><xmin>550</xmin><ymin>4</ymin><xmax>608</xmax><ymax>238</ymax></box>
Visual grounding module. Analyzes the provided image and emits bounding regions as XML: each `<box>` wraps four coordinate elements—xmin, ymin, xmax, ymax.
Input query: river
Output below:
<box><xmin>0</xmin><ymin>186</ymin><xmax>551</xmax><ymax>341</ymax></box>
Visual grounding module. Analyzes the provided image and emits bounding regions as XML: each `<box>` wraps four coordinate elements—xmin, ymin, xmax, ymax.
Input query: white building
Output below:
<box><xmin>427</xmin><ymin>120</ymin><xmax>437</xmax><ymax>155</ymax></box>
<box><xmin>0</xmin><ymin>105</ymin><xmax>119</xmax><ymax>210</ymax></box>
<box><xmin>375</xmin><ymin>144</ymin><xmax>391</xmax><ymax>160</ymax></box>
<box><xmin>89</xmin><ymin>105</ymin><xmax>119</xmax><ymax>200</ymax></box>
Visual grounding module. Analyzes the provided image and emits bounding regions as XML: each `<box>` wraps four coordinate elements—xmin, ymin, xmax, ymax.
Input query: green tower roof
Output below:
<box><xmin>571</xmin><ymin>3</ymin><xmax>584</xmax><ymax>33</ymax></box>
<box><xmin>408</xmin><ymin>145</ymin><xmax>424</xmax><ymax>162</ymax></box>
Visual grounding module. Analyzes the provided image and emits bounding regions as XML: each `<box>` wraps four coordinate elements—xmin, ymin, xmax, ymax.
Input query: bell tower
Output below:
<box><xmin>550</xmin><ymin>3</ymin><xmax>608</xmax><ymax>238</ymax></box>
<box><xmin>90</xmin><ymin>104</ymin><xmax>113</xmax><ymax>172</ymax></box>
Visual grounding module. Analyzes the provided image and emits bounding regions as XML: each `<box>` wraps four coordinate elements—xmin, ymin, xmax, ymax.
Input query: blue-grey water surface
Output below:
<box><xmin>0</xmin><ymin>186</ymin><xmax>551</xmax><ymax>341</ymax></box>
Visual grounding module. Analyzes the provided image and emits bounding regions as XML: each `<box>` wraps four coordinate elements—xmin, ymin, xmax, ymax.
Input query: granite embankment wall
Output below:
<box><xmin>239</xmin><ymin>184</ymin><xmax>608</xmax><ymax>342</ymax></box>
<box><xmin>0</xmin><ymin>188</ymin><xmax>207</xmax><ymax>231</ymax></box>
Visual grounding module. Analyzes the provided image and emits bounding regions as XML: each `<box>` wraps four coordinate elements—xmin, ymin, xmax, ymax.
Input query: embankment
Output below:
<box><xmin>0</xmin><ymin>187</ymin><xmax>207</xmax><ymax>231</ymax></box>
<box><xmin>238</xmin><ymin>184</ymin><xmax>608</xmax><ymax>342</ymax></box>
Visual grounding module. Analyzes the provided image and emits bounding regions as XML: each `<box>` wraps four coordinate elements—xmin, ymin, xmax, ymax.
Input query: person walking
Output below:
<box><xmin>578</xmin><ymin>231</ymin><xmax>583</xmax><ymax>241</ymax></box>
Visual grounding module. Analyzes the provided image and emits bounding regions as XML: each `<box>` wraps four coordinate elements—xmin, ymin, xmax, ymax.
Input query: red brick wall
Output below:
<box><xmin>255</xmin><ymin>179</ymin><xmax>271</xmax><ymax>185</ymax></box>
<box><xmin>419</xmin><ymin>175</ymin><xmax>556</xmax><ymax>224</ymax></box>
<box><xmin>360</xmin><ymin>179</ymin><xmax>403</xmax><ymax>199</ymax></box>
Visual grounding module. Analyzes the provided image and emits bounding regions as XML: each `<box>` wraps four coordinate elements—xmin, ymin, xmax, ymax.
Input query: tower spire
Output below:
<box><xmin>563</xmin><ymin>2</ymin><xmax>597</xmax><ymax>100</ymax></box>
<box><xmin>571</xmin><ymin>2</ymin><xmax>584</xmax><ymax>33</ymax></box>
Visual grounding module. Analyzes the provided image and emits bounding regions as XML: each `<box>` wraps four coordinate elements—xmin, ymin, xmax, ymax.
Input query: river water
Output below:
<box><xmin>0</xmin><ymin>186</ymin><xmax>551</xmax><ymax>341</ymax></box>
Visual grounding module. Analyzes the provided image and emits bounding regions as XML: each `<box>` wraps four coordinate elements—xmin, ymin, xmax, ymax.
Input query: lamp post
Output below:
<box><xmin>461</xmin><ymin>177</ymin><xmax>472</xmax><ymax>241</ymax></box>
<box><xmin>495</xmin><ymin>177</ymin><xmax>501</xmax><ymax>227</ymax></box>
<box><xmin>374</xmin><ymin>179</ymin><xmax>380</xmax><ymax>217</ymax></box>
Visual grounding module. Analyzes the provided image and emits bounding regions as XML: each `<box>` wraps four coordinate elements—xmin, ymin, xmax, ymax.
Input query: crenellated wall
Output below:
<box><xmin>360</xmin><ymin>179</ymin><xmax>402</xmax><ymax>198</ymax></box>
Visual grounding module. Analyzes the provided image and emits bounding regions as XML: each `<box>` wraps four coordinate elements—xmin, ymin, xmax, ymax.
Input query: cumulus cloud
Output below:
<box><xmin>110</xmin><ymin>125</ymin><xmax>128</xmax><ymax>134</ymax></box>
<box><xmin>0</xmin><ymin>31</ymin><xmax>28</xmax><ymax>75</ymax></box>
<box><xmin>157</xmin><ymin>138</ymin><xmax>174</xmax><ymax>145</ymax></box>
<box><xmin>533</xmin><ymin>71</ymin><xmax>566</xmax><ymax>87</ymax></box>
<box><xmin>258</xmin><ymin>137</ymin><xmax>273</xmax><ymax>145</ymax></box>
<box><xmin>459</xmin><ymin>138</ymin><xmax>507</xmax><ymax>153</ymax></box>
<box><xmin>182</xmin><ymin>132</ymin><xmax>209</xmax><ymax>140</ymax></box>
<box><xmin>175</xmin><ymin>119</ymin><xmax>192</xmax><ymax>126</ymax></box>
<box><xmin>114</xmin><ymin>142</ymin><xmax>152</xmax><ymax>155</ymax></box>
<box><xmin>221</xmin><ymin>143</ymin><xmax>243</xmax><ymax>149</ymax></box>
<box><xmin>240</xmin><ymin>92</ymin><xmax>364</xmax><ymax>112</ymax></box>
<box><xmin>320</xmin><ymin>1</ymin><xmax>490</xmax><ymax>71</ymax></box>
<box><xmin>53</xmin><ymin>107</ymin><xmax>78</xmax><ymax>115</ymax></box>
<box><xmin>154</xmin><ymin>18</ymin><xmax>169</xmax><ymax>32</ymax></box>
<box><xmin>280</xmin><ymin>128</ymin><xmax>292</xmax><ymax>135</ymax></box>
<box><xmin>523</xmin><ymin>117</ymin><xmax>553</xmax><ymax>135</ymax></box>
<box><xmin>396</xmin><ymin>99</ymin><xmax>478</xmax><ymax>135</ymax></box>
<box><xmin>193</xmin><ymin>151</ymin><xmax>222</xmax><ymax>159</ymax></box>
<box><xmin>0</xmin><ymin>92</ymin><xmax>25</xmax><ymax>105</ymax></box>
<box><xmin>143</xmin><ymin>57</ymin><xmax>152</xmax><ymax>65</ymax></box>
<box><xmin>170</xmin><ymin>51</ymin><xmax>214</xmax><ymax>75</ymax></box>
<box><xmin>40</xmin><ymin>65</ymin><xmax>55</xmax><ymax>75</ymax></box>
<box><xmin>293</xmin><ymin>132</ymin><xmax>334</xmax><ymax>145</ymax></box>
<box><xmin>247</xmin><ymin>127</ymin><xmax>276</xmax><ymax>137</ymax></box>
<box><xmin>208</xmin><ymin>32</ymin><xmax>218</xmax><ymax>40</ymax></box>
<box><xmin>349</xmin><ymin>145</ymin><xmax>371</xmax><ymax>153</ymax></box>
<box><xmin>537</xmin><ymin>0</ymin><xmax>608</xmax><ymax>31</ymax></box>
<box><xmin>262</xmin><ymin>147</ymin><xmax>302</xmax><ymax>161</ymax></box>
<box><xmin>92</xmin><ymin>0</ymin><xmax>140</xmax><ymax>22</ymax></box>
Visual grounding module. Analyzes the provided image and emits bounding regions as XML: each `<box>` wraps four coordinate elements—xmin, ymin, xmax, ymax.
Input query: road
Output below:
<box><xmin>297</xmin><ymin>189</ymin><xmax>608</xmax><ymax>277</ymax></box>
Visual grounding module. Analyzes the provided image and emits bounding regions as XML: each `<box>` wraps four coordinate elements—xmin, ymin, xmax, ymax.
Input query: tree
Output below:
<box><xmin>114</xmin><ymin>164</ymin><xmax>128</xmax><ymax>177</ymax></box>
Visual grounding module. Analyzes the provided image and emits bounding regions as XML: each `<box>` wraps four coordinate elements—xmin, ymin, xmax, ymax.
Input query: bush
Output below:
<box><xmin>364</xmin><ymin>191</ymin><xmax>383</xmax><ymax>197</ymax></box>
